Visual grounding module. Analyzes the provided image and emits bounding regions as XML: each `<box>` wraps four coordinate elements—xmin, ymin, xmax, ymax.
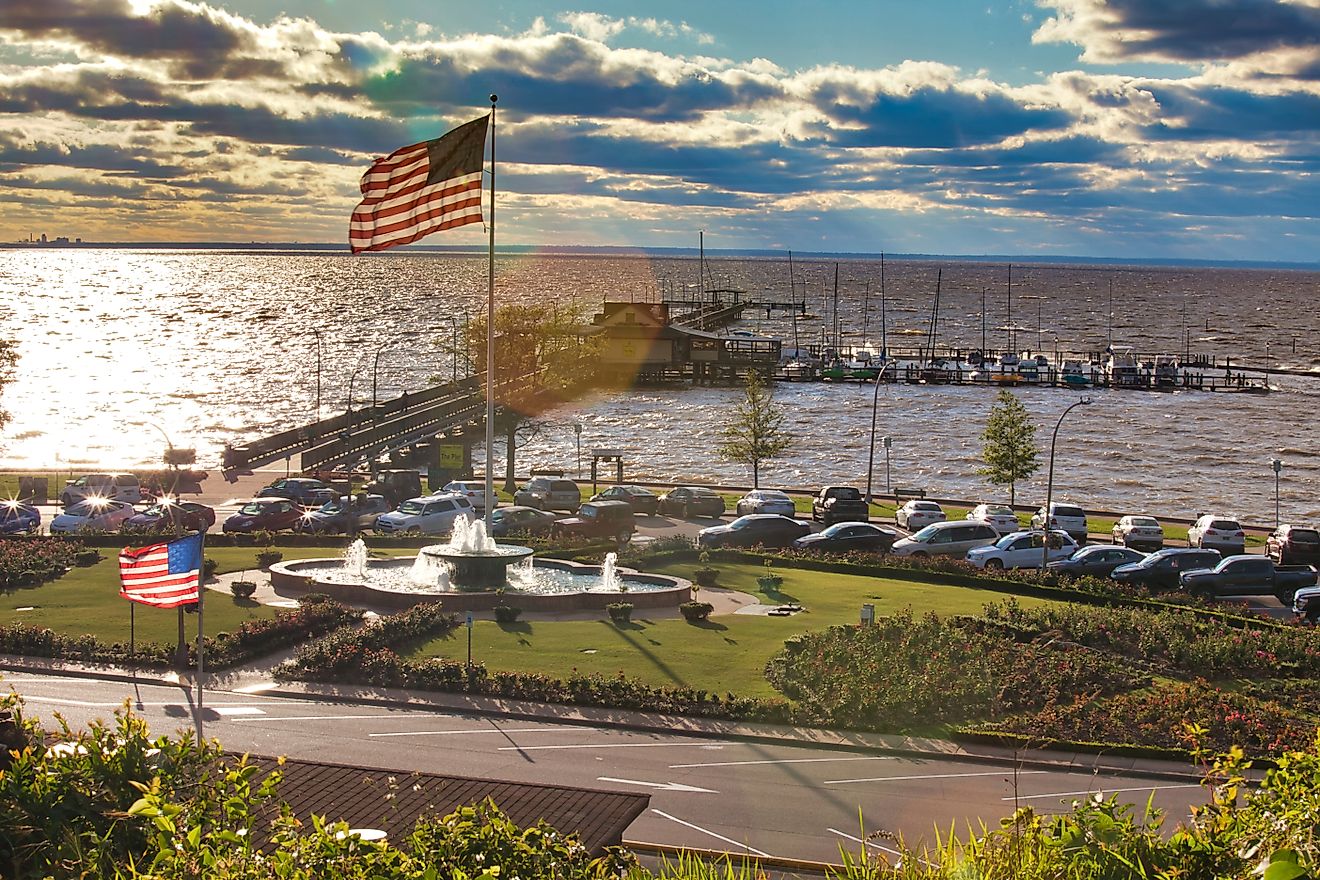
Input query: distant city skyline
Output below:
<box><xmin>1</xmin><ymin>0</ymin><xmax>1318</xmax><ymax>261</ymax></box>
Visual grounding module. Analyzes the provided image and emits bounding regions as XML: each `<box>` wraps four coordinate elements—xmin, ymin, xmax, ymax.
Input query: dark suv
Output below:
<box><xmin>552</xmin><ymin>500</ymin><xmax>636</xmax><ymax>544</ymax></box>
<box><xmin>812</xmin><ymin>486</ymin><xmax>869</xmax><ymax>525</ymax></box>
<box><xmin>1111</xmin><ymin>547</ymin><xmax>1222</xmax><ymax>592</ymax></box>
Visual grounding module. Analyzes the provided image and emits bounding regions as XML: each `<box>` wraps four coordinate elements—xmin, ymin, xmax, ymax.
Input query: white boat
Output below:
<box><xmin>1103</xmin><ymin>345</ymin><xmax>1141</xmax><ymax>387</ymax></box>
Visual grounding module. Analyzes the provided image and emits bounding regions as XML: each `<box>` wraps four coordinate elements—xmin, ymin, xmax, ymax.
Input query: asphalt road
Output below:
<box><xmin>3</xmin><ymin>671</ymin><xmax>1210</xmax><ymax>866</ymax></box>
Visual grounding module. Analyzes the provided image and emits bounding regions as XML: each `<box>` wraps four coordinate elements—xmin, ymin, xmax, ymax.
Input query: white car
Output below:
<box><xmin>49</xmin><ymin>499</ymin><xmax>138</xmax><ymax>534</ymax></box>
<box><xmin>1188</xmin><ymin>514</ymin><xmax>1246</xmax><ymax>554</ymax></box>
<box><xmin>60</xmin><ymin>472</ymin><xmax>143</xmax><ymax>506</ymax></box>
<box><xmin>374</xmin><ymin>494</ymin><xmax>476</xmax><ymax>536</ymax></box>
<box><xmin>965</xmin><ymin>530</ymin><xmax>1080</xmax><ymax>571</ymax></box>
<box><xmin>1030</xmin><ymin>502</ymin><xmax>1088</xmax><ymax>544</ymax></box>
<box><xmin>966</xmin><ymin>503</ymin><xmax>1021</xmax><ymax>535</ymax></box>
<box><xmin>736</xmin><ymin>489</ymin><xmax>796</xmax><ymax>517</ymax></box>
<box><xmin>896</xmin><ymin>500</ymin><xmax>946</xmax><ymax>531</ymax></box>
<box><xmin>1112</xmin><ymin>515</ymin><xmax>1165</xmax><ymax>552</ymax></box>
<box><xmin>441</xmin><ymin>481</ymin><xmax>497</xmax><ymax>512</ymax></box>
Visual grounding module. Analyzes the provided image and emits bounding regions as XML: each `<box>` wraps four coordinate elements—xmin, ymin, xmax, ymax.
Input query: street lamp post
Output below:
<box><xmin>1042</xmin><ymin>398</ymin><xmax>1092</xmax><ymax>570</ymax></box>
<box><xmin>371</xmin><ymin>345</ymin><xmax>388</xmax><ymax>410</ymax></box>
<box><xmin>1271</xmin><ymin>458</ymin><xmax>1283</xmax><ymax>528</ymax></box>
<box><xmin>312</xmin><ymin>329</ymin><xmax>322</xmax><ymax>423</ymax></box>
<box><xmin>573</xmin><ymin>423</ymin><xmax>583</xmax><ymax>479</ymax></box>
<box><xmin>865</xmin><ymin>362</ymin><xmax>898</xmax><ymax>504</ymax></box>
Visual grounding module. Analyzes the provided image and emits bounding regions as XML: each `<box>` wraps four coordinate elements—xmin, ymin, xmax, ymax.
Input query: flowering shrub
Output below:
<box><xmin>981</xmin><ymin>597</ymin><xmax>1320</xmax><ymax>677</ymax></box>
<box><xmin>283</xmin><ymin>602</ymin><xmax>457</xmax><ymax>676</ymax></box>
<box><xmin>972</xmin><ymin>681</ymin><xmax>1315</xmax><ymax>757</ymax></box>
<box><xmin>0</xmin><ymin>538</ymin><xmax>83</xmax><ymax>588</ymax></box>
<box><xmin>764</xmin><ymin>610</ymin><xmax>1144</xmax><ymax>730</ymax></box>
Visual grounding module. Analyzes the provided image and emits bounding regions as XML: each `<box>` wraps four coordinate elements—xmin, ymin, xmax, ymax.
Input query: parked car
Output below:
<box><xmin>812</xmin><ymin>486</ymin><xmax>870</xmax><ymax>525</ymax></box>
<box><xmin>590</xmin><ymin>485</ymin><xmax>659</xmax><ymax>516</ymax></box>
<box><xmin>60</xmin><ymin>472</ymin><xmax>143</xmax><ymax>506</ymax></box>
<box><xmin>965</xmin><ymin>530</ymin><xmax>1079</xmax><ymax>570</ymax></box>
<box><xmin>513</xmin><ymin>477</ymin><xmax>581</xmax><ymax>512</ymax></box>
<box><xmin>1266</xmin><ymin>525</ymin><xmax>1320</xmax><ymax>566</ymax></box>
<box><xmin>363</xmin><ymin>469</ymin><xmax>423</xmax><ymax>506</ymax></box>
<box><xmin>374</xmin><ymin>494</ymin><xmax>475</xmax><ymax>536</ymax></box>
<box><xmin>1292</xmin><ymin>585</ymin><xmax>1320</xmax><ymax>622</ymax></box>
<box><xmin>297</xmin><ymin>495</ymin><xmax>393</xmax><ymax>534</ymax></box>
<box><xmin>1112</xmin><ymin>515</ymin><xmax>1165</xmax><ymax>552</ymax></box>
<box><xmin>49</xmin><ymin>499</ymin><xmax>138</xmax><ymax>534</ymax></box>
<box><xmin>489</xmin><ymin>505</ymin><xmax>559</xmax><ymax>538</ymax></box>
<box><xmin>793</xmin><ymin>522</ymin><xmax>897</xmax><ymax>554</ymax></box>
<box><xmin>1188</xmin><ymin>514</ymin><xmax>1246</xmax><ymax>554</ymax></box>
<box><xmin>736</xmin><ymin>489</ymin><xmax>796</xmax><ymax>517</ymax></box>
<box><xmin>1030</xmin><ymin>502</ymin><xmax>1088</xmax><ymax>544</ymax></box>
<box><xmin>698</xmin><ymin>514</ymin><xmax>810</xmax><ymax>549</ymax></box>
<box><xmin>1111</xmin><ymin>548</ymin><xmax>1223</xmax><ymax>592</ymax></box>
<box><xmin>122</xmin><ymin>501</ymin><xmax>216</xmax><ymax>534</ymax></box>
<box><xmin>896</xmin><ymin>500</ymin><xmax>945</xmax><ymax>531</ymax></box>
<box><xmin>552</xmin><ymin>500</ymin><xmax>636</xmax><ymax>544</ymax></box>
<box><xmin>658</xmin><ymin>486</ymin><xmax>726</xmax><ymax>519</ymax></box>
<box><xmin>1180</xmin><ymin>555</ymin><xmax>1318</xmax><ymax>604</ymax></box>
<box><xmin>222</xmin><ymin>497</ymin><xmax>304</xmax><ymax>533</ymax></box>
<box><xmin>891</xmin><ymin>521</ymin><xmax>998</xmax><ymax>559</ymax></box>
<box><xmin>257</xmin><ymin>477</ymin><xmax>336</xmax><ymax>507</ymax></box>
<box><xmin>0</xmin><ymin>501</ymin><xmax>41</xmax><ymax>535</ymax></box>
<box><xmin>1047</xmin><ymin>545</ymin><xmax>1147</xmax><ymax>578</ymax></box>
<box><xmin>966</xmin><ymin>503</ymin><xmax>1021</xmax><ymax>536</ymax></box>
<box><xmin>441</xmin><ymin>481</ymin><xmax>497</xmax><ymax>512</ymax></box>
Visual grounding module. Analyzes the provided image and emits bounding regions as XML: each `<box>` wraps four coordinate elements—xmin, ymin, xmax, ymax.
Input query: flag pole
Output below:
<box><xmin>195</xmin><ymin>529</ymin><xmax>205</xmax><ymax>742</ymax></box>
<box><xmin>484</xmin><ymin>94</ymin><xmax>497</xmax><ymax>530</ymax></box>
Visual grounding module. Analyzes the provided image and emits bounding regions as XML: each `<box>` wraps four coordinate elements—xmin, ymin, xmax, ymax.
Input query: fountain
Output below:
<box><xmin>268</xmin><ymin>519</ymin><xmax>690</xmax><ymax>613</ymax></box>
<box><xmin>419</xmin><ymin>517</ymin><xmax>534</xmax><ymax>590</ymax></box>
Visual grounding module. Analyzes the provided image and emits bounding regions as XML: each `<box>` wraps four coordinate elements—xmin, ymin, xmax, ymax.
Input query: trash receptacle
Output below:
<box><xmin>18</xmin><ymin>476</ymin><xmax>48</xmax><ymax>505</ymax></box>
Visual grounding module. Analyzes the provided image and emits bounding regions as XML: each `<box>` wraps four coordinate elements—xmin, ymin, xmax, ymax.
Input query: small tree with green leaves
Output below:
<box><xmin>978</xmin><ymin>389</ymin><xmax>1039</xmax><ymax>506</ymax></box>
<box><xmin>718</xmin><ymin>372</ymin><xmax>791</xmax><ymax>489</ymax></box>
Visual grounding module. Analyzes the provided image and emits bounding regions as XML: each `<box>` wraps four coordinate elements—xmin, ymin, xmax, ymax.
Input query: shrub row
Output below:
<box><xmin>764</xmin><ymin>610</ymin><xmax>1145</xmax><ymax>729</ymax></box>
<box><xmin>0</xmin><ymin>595</ymin><xmax>362</xmax><ymax>669</ymax></box>
<box><xmin>284</xmin><ymin>602</ymin><xmax>457</xmax><ymax>675</ymax></box>
<box><xmin>0</xmin><ymin>537</ymin><xmax>85</xmax><ymax>588</ymax></box>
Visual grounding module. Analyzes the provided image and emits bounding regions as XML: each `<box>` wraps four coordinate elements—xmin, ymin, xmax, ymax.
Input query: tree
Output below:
<box><xmin>977</xmin><ymin>389</ymin><xmax>1039</xmax><ymax>506</ymax></box>
<box><xmin>0</xmin><ymin>339</ymin><xmax>15</xmax><ymax>434</ymax></box>
<box><xmin>456</xmin><ymin>304</ymin><xmax>596</xmax><ymax>493</ymax></box>
<box><xmin>718</xmin><ymin>372</ymin><xmax>792</xmax><ymax>489</ymax></box>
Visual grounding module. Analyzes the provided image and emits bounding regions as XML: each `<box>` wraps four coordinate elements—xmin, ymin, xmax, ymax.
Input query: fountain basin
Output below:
<box><xmin>422</xmin><ymin>543</ymin><xmax>534</xmax><ymax>590</ymax></box>
<box><xmin>269</xmin><ymin>556</ymin><xmax>692</xmax><ymax>613</ymax></box>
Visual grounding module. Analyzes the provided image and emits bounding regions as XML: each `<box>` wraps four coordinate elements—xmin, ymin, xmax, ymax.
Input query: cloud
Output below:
<box><xmin>556</xmin><ymin>11</ymin><xmax>715</xmax><ymax>45</ymax></box>
<box><xmin>1034</xmin><ymin>0</ymin><xmax>1320</xmax><ymax>66</ymax></box>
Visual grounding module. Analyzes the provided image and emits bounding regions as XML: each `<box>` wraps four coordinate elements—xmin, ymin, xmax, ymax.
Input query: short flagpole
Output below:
<box><xmin>129</xmin><ymin>603</ymin><xmax>136</xmax><ymax>673</ymax></box>
<box><xmin>484</xmin><ymin>94</ymin><xmax>498</xmax><ymax>530</ymax></box>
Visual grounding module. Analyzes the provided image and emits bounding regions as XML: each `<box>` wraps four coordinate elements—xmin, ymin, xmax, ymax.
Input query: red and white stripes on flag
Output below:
<box><xmin>349</xmin><ymin>114</ymin><xmax>490</xmax><ymax>253</ymax></box>
<box><xmin>119</xmin><ymin>533</ymin><xmax>203</xmax><ymax>609</ymax></box>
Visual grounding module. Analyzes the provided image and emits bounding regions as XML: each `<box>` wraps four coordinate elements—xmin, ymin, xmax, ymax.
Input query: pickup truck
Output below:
<box><xmin>812</xmin><ymin>486</ymin><xmax>870</xmax><ymax>525</ymax></box>
<box><xmin>1178</xmin><ymin>555</ymin><xmax>1318</xmax><ymax>605</ymax></box>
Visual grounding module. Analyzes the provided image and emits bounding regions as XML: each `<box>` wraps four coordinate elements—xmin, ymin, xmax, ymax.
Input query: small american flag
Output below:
<box><xmin>119</xmin><ymin>533</ymin><xmax>203</xmax><ymax>609</ymax></box>
<box><xmin>349</xmin><ymin>114</ymin><xmax>489</xmax><ymax>253</ymax></box>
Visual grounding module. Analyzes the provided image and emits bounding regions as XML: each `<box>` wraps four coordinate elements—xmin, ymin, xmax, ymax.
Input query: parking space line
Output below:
<box><xmin>827</xmin><ymin>827</ymin><xmax>907</xmax><ymax>863</ymax></box>
<box><xmin>499</xmin><ymin>741</ymin><xmax>732</xmax><ymax>751</ymax></box>
<box><xmin>826</xmin><ymin>770</ymin><xmax>1047</xmax><ymax>785</ymax></box>
<box><xmin>373</xmin><ymin>727</ymin><xmax>586</xmax><ymax>738</ymax></box>
<box><xmin>213</xmin><ymin>707</ymin><xmax>266</xmax><ymax>716</ymax></box>
<box><xmin>1005</xmin><ymin>783</ymin><xmax>1202</xmax><ymax>802</ymax></box>
<box><xmin>669</xmin><ymin>756</ymin><xmax>896</xmax><ymax>769</ymax></box>
<box><xmin>651</xmin><ymin>809</ymin><xmax>771</xmax><ymax>858</ymax></box>
<box><xmin>234</xmin><ymin>713</ymin><xmax>427</xmax><ymax>723</ymax></box>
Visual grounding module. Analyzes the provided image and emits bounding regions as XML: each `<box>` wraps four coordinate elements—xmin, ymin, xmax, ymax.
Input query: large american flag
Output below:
<box><xmin>349</xmin><ymin>115</ymin><xmax>490</xmax><ymax>253</ymax></box>
<box><xmin>119</xmin><ymin>533</ymin><xmax>203</xmax><ymax>609</ymax></box>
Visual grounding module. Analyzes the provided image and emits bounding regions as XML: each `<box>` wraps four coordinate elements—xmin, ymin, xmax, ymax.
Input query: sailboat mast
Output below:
<box><xmin>880</xmin><ymin>253</ymin><xmax>887</xmax><ymax>358</ymax></box>
<box><xmin>981</xmin><ymin>287</ymin><xmax>987</xmax><ymax>354</ymax></box>
<box><xmin>699</xmin><ymin>230</ymin><xmax>706</xmax><ymax>301</ymax></box>
<box><xmin>1007</xmin><ymin>263</ymin><xmax>1013</xmax><ymax>354</ymax></box>
<box><xmin>787</xmin><ymin>250</ymin><xmax>799</xmax><ymax>353</ymax></box>
<box><xmin>861</xmin><ymin>280</ymin><xmax>871</xmax><ymax>348</ymax></box>
<box><xmin>832</xmin><ymin>263</ymin><xmax>840</xmax><ymax>354</ymax></box>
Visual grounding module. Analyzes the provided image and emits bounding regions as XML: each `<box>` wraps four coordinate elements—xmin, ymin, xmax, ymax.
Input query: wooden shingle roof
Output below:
<box><xmin>240</xmin><ymin>754</ymin><xmax>650</xmax><ymax>854</ymax></box>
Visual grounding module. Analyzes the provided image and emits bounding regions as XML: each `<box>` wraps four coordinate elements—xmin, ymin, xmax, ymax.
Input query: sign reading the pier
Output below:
<box><xmin>439</xmin><ymin>444</ymin><xmax>465</xmax><ymax>468</ymax></box>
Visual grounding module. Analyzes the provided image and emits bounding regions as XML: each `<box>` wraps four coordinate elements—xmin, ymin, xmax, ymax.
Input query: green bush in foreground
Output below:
<box><xmin>3</xmin><ymin>690</ymin><xmax>1320</xmax><ymax>879</ymax></box>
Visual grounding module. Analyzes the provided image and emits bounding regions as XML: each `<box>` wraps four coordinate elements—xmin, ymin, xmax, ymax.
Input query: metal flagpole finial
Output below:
<box><xmin>490</xmin><ymin>94</ymin><xmax>498</xmax><ymax>104</ymax></box>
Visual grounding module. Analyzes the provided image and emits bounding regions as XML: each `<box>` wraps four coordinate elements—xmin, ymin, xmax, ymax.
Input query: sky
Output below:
<box><xmin>1</xmin><ymin>0</ymin><xmax>1319</xmax><ymax>261</ymax></box>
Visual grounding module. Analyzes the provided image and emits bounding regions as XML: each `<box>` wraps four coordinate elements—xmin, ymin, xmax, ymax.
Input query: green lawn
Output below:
<box><xmin>0</xmin><ymin>559</ymin><xmax>280</xmax><ymax>646</ymax></box>
<box><xmin>407</xmin><ymin>561</ymin><xmax>1059</xmax><ymax>699</ymax></box>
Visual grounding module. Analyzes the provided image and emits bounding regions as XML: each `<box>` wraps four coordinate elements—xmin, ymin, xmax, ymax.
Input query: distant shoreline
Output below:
<box><xmin>2</xmin><ymin>241</ymin><xmax>1317</xmax><ymax>271</ymax></box>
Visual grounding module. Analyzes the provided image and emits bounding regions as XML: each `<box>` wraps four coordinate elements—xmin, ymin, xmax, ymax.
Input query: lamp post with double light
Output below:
<box><xmin>865</xmin><ymin>362</ymin><xmax>898</xmax><ymax>504</ymax></box>
<box><xmin>1271</xmin><ymin>458</ymin><xmax>1283</xmax><ymax>529</ymax></box>
<box><xmin>1042</xmin><ymin>398</ymin><xmax>1092</xmax><ymax>571</ymax></box>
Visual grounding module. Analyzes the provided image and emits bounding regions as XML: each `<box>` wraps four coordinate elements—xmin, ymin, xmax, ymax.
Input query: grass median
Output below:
<box><xmin>405</xmin><ymin>560</ymin><xmax>1060</xmax><ymax>699</ymax></box>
